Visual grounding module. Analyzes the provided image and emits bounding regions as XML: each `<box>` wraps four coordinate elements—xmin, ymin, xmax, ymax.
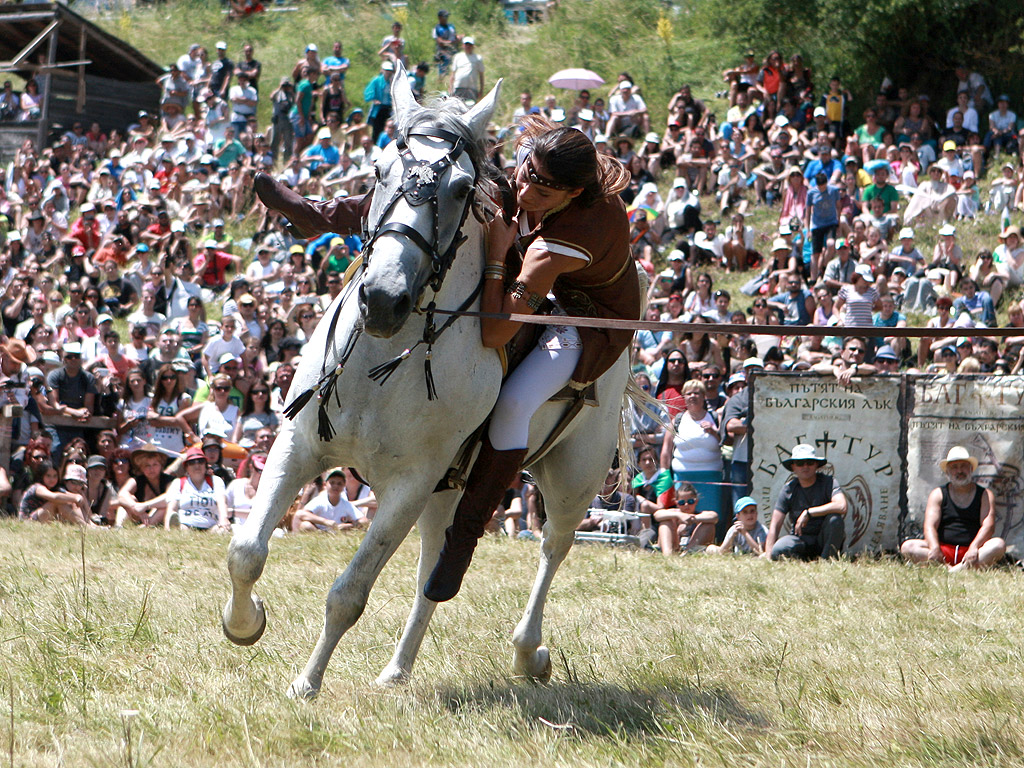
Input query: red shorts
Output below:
<box><xmin>939</xmin><ymin>543</ymin><xmax>968</xmax><ymax>565</ymax></box>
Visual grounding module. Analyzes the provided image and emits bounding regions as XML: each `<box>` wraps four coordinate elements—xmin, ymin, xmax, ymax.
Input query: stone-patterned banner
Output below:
<box><xmin>750</xmin><ymin>374</ymin><xmax>904</xmax><ymax>554</ymax></box>
<box><xmin>905</xmin><ymin>375</ymin><xmax>1024</xmax><ymax>557</ymax></box>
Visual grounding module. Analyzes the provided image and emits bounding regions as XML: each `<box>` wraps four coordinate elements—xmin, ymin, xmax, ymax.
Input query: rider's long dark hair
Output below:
<box><xmin>516</xmin><ymin>116</ymin><xmax>629</xmax><ymax>206</ymax></box>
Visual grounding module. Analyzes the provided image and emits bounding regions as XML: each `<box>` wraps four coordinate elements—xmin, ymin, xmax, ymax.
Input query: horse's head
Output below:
<box><xmin>358</xmin><ymin>63</ymin><xmax>502</xmax><ymax>337</ymax></box>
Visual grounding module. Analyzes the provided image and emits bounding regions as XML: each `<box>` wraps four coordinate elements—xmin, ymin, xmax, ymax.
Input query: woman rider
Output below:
<box><xmin>252</xmin><ymin>115</ymin><xmax>641</xmax><ymax>602</ymax></box>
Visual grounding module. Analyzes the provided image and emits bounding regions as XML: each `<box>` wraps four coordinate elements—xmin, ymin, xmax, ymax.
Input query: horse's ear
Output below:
<box><xmin>463</xmin><ymin>79</ymin><xmax>503</xmax><ymax>139</ymax></box>
<box><xmin>390</xmin><ymin>60</ymin><xmax>416</xmax><ymax>119</ymax></box>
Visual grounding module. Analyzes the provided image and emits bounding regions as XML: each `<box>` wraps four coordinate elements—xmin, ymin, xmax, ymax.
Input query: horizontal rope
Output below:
<box><xmin>429</xmin><ymin>308</ymin><xmax>1023</xmax><ymax>340</ymax></box>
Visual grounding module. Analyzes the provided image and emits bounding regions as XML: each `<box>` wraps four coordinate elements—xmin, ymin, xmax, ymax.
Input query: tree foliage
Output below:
<box><xmin>693</xmin><ymin>0</ymin><xmax>1024</xmax><ymax>108</ymax></box>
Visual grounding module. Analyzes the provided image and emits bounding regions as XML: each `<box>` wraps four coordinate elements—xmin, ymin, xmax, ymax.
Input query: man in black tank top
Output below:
<box><xmin>901</xmin><ymin>446</ymin><xmax>1006</xmax><ymax>570</ymax></box>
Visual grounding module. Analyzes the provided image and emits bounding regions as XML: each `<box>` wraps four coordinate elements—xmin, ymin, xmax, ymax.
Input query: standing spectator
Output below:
<box><xmin>660</xmin><ymin>379</ymin><xmax>723</xmax><ymax>529</ymax></box>
<box><xmin>269</xmin><ymin>78</ymin><xmax>295</xmax><ymax>163</ymax></box>
<box><xmin>235</xmin><ymin>43</ymin><xmax>262</xmax><ymax>92</ymax></box>
<box><xmin>322</xmin><ymin>41</ymin><xmax>350</xmax><ymax>83</ymax></box>
<box><xmin>290</xmin><ymin>66</ymin><xmax>315</xmax><ymax>155</ymax></box>
<box><xmin>449</xmin><ymin>37</ymin><xmax>484</xmax><ymax>103</ymax></box>
<box><xmin>46</xmin><ymin>342</ymin><xmax>96</xmax><ymax>458</ymax></box>
<box><xmin>228</xmin><ymin>72</ymin><xmax>258</xmax><ymax>138</ymax></box>
<box><xmin>209</xmin><ymin>41</ymin><xmax>234</xmax><ymax>100</ymax></box>
<box><xmin>765</xmin><ymin>444</ymin><xmax>848</xmax><ymax>561</ymax></box>
<box><xmin>432</xmin><ymin>10</ymin><xmax>457</xmax><ymax>84</ymax></box>
<box><xmin>364</xmin><ymin>61</ymin><xmax>395</xmax><ymax>142</ymax></box>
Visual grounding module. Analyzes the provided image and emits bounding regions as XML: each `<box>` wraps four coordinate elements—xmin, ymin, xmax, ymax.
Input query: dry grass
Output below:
<box><xmin>1</xmin><ymin>521</ymin><xmax>1023</xmax><ymax>766</ymax></box>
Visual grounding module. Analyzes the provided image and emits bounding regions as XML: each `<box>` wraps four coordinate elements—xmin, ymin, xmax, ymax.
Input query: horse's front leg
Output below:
<box><xmin>289</xmin><ymin>478</ymin><xmax>435</xmax><ymax>699</ymax></box>
<box><xmin>223</xmin><ymin>428</ymin><xmax>319</xmax><ymax>645</ymax></box>
<box><xmin>375</xmin><ymin>488</ymin><xmax>458</xmax><ymax>686</ymax></box>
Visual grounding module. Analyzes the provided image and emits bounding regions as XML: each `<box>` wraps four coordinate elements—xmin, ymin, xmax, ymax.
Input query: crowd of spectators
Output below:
<box><xmin>0</xmin><ymin>21</ymin><xmax>1020</xmax><ymax>561</ymax></box>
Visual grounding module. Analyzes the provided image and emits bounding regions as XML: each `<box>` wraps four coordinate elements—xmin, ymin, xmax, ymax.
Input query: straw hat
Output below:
<box><xmin>939</xmin><ymin>446</ymin><xmax>978</xmax><ymax>473</ymax></box>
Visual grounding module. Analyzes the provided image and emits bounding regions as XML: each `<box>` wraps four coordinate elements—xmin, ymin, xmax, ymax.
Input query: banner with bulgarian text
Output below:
<box><xmin>905</xmin><ymin>375</ymin><xmax>1024</xmax><ymax>557</ymax></box>
<box><xmin>749</xmin><ymin>374</ymin><xmax>905</xmax><ymax>554</ymax></box>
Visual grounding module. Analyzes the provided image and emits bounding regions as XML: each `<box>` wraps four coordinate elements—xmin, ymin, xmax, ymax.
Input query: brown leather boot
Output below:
<box><xmin>424</xmin><ymin>437</ymin><xmax>528</xmax><ymax>602</ymax></box>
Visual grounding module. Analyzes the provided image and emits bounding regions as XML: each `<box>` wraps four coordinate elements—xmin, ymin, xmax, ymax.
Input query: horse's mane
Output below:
<box><xmin>395</xmin><ymin>96</ymin><xmax>500</xmax><ymax>186</ymax></box>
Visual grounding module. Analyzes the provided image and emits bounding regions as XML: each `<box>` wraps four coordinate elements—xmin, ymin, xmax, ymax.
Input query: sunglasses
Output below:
<box><xmin>213</xmin><ymin>385</ymin><xmax>231</xmax><ymax>392</ymax></box>
<box><xmin>160</xmin><ymin>375</ymin><xmax>176</xmax><ymax>381</ymax></box>
<box><xmin>667</xmin><ymin>358</ymin><xmax>684</xmax><ymax>364</ymax></box>
<box><xmin>678</xmin><ymin>498</ymin><xmax>697</xmax><ymax>506</ymax></box>
<box><xmin>299</xmin><ymin>314</ymin><xmax>315</xmax><ymax>320</ymax></box>
<box><xmin>791</xmin><ymin>460</ymin><xmax>818</xmax><ymax>467</ymax></box>
<box><xmin>185</xmin><ymin>458</ymin><xmax>207</xmax><ymax>466</ymax></box>
<box><xmin>113</xmin><ymin>458</ymin><xmax>129</xmax><ymax>464</ymax></box>
<box><xmin>702</xmin><ymin>373</ymin><xmax>720</xmax><ymax>379</ymax></box>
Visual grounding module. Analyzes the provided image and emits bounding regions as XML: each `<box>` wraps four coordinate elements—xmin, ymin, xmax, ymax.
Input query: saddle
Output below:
<box><xmin>434</xmin><ymin>315</ymin><xmax>599</xmax><ymax>493</ymax></box>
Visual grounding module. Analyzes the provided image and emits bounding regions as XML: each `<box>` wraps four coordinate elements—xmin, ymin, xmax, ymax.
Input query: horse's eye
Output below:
<box><xmin>374</xmin><ymin>164</ymin><xmax>382</xmax><ymax>181</ymax></box>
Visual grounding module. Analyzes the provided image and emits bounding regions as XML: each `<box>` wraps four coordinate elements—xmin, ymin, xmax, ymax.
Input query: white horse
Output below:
<box><xmin>222</xmin><ymin>67</ymin><xmax>637</xmax><ymax>698</ymax></box>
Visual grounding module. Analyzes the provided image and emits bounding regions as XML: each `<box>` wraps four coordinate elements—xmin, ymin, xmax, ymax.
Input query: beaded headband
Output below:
<box><xmin>524</xmin><ymin>154</ymin><xmax>577</xmax><ymax>191</ymax></box>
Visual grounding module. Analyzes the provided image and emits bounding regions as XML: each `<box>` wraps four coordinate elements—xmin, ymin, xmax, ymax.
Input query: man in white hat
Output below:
<box><xmin>606</xmin><ymin>80</ymin><xmax>649</xmax><ymax>138</ymax></box>
<box><xmin>765</xmin><ymin>443</ymin><xmax>848</xmax><ymax>560</ymax></box>
<box><xmin>449</xmin><ymin>36</ymin><xmax>484</xmax><ymax>103</ymax></box>
<box><xmin>901</xmin><ymin>446</ymin><xmax>1005</xmax><ymax>570</ymax></box>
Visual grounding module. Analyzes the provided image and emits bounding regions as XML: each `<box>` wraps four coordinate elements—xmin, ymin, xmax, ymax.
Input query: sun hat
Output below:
<box><xmin>63</xmin><ymin>464</ymin><xmax>87</xmax><ymax>484</ymax></box>
<box><xmin>778</xmin><ymin>222</ymin><xmax>791</xmax><ymax>235</ymax></box>
<box><xmin>939</xmin><ymin>446</ymin><xmax>978</xmax><ymax>473</ymax></box>
<box><xmin>733</xmin><ymin>496</ymin><xmax>757</xmax><ymax>515</ymax></box>
<box><xmin>62</xmin><ymin>341</ymin><xmax>83</xmax><ymax>357</ymax></box>
<box><xmin>938</xmin><ymin>223</ymin><xmax>956</xmax><ymax>237</ymax></box>
<box><xmin>130</xmin><ymin>443</ymin><xmax>166</xmax><ymax>470</ymax></box>
<box><xmin>742</xmin><ymin>357</ymin><xmax>764</xmax><ymax>369</ymax></box>
<box><xmin>999</xmin><ymin>225</ymin><xmax>1021</xmax><ymax>239</ymax></box>
<box><xmin>771</xmin><ymin>237</ymin><xmax>790</xmax><ymax>252</ymax></box>
<box><xmin>781</xmin><ymin>444</ymin><xmax>826</xmax><ymax>470</ymax></box>
<box><xmin>875</xmin><ymin>344</ymin><xmax>898</xmax><ymax>361</ymax></box>
<box><xmin>0</xmin><ymin>338</ymin><xmax>36</xmax><ymax>365</ymax></box>
<box><xmin>184</xmin><ymin>446</ymin><xmax>208</xmax><ymax>464</ymax></box>
<box><xmin>898</xmin><ymin>227</ymin><xmax>914</xmax><ymax>240</ymax></box>
<box><xmin>726</xmin><ymin>372</ymin><xmax>747</xmax><ymax>388</ymax></box>
<box><xmin>578</xmin><ymin>108</ymin><xmax>594</xmax><ymax>121</ymax></box>
<box><xmin>671</xmin><ymin>176</ymin><xmax>687</xmax><ymax>188</ymax></box>
<box><xmin>854</xmin><ymin>264</ymin><xmax>874</xmax><ymax>281</ymax></box>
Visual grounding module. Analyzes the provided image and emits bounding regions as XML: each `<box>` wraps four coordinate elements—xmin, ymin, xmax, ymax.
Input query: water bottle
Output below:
<box><xmin>1002</xmin><ymin>207</ymin><xmax>1011</xmax><ymax>232</ymax></box>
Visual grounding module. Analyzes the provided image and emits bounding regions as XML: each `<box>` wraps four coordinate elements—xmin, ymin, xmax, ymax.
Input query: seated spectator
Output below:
<box><xmin>85</xmin><ymin>454</ymin><xmax>114</xmax><ymax>525</ymax></box>
<box><xmin>165</xmin><ymin>446</ymin><xmax>230</xmax><ymax>532</ymax></box>
<box><xmin>630</xmin><ymin>447</ymin><xmax>672</xmax><ymax>519</ymax></box>
<box><xmin>707</xmin><ymin>496</ymin><xmax>766</xmax><ymax>555</ymax></box>
<box><xmin>577</xmin><ymin>467</ymin><xmax>644</xmax><ymax>535</ymax></box>
<box><xmin>226</xmin><ymin>453</ymin><xmax>265</xmax><ymax>526</ymax></box>
<box><xmin>115</xmin><ymin>444</ymin><xmax>173</xmax><ymax>527</ymax></box>
<box><xmin>292</xmin><ymin>467</ymin><xmax>368</xmax><ymax>531</ymax></box>
<box><xmin>20</xmin><ymin>461</ymin><xmax>92</xmax><ymax>526</ymax></box>
<box><xmin>198</xmin><ymin>373</ymin><xmax>239</xmax><ymax>437</ymax></box>
<box><xmin>651</xmin><ymin>481</ymin><xmax>716</xmax><ymax>555</ymax></box>
<box><xmin>993</xmin><ymin>226</ymin><xmax>1024</xmax><ymax>287</ymax></box>
<box><xmin>953</xmin><ymin>277</ymin><xmax>996</xmax><ymax>326</ymax></box>
<box><xmin>605</xmin><ymin>81</ymin><xmax>649</xmax><ymax>138</ymax></box>
<box><xmin>765</xmin><ymin>444</ymin><xmax>848</xmax><ymax>560</ymax></box>
<box><xmin>901</xmin><ymin>446</ymin><xmax>1006</xmax><ymax>570</ymax></box>
<box><xmin>902</xmin><ymin>164</ymin><xmax>957</xmax><ymax>225</ymax></box>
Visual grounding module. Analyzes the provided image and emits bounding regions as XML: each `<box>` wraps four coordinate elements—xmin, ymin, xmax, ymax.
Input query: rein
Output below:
<box><xmin>283</xmin><ymin>125</ymin><xmax>485</xmax><ymax>440</ymax></box>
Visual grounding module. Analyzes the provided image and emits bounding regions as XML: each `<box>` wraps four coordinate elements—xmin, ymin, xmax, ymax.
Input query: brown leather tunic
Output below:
<box><xmin>516</xmin><ymin>194</ymin><xmax>642</xmax><ymax>387</ymax></box>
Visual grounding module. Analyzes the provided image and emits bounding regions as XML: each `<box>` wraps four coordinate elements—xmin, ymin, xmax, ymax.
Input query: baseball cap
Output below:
<box><xmin>733</xmin><ymin>496</ymin><xmax>757</xmax><ymax>515</ymax></box>
<box><xmin>380</xmin><ymin>60</ymin><xmax>394</xmax><ymax>71</ymax></box>
<box><xmin>875</xmin><ymin>345</ymin><xmax>899</xmax><ymax>361</ymax></box>
<box><xmin>216</xmin><ymin>41</ymin><xmax>227</xmax><ymax>50</ymax></box>
<box><xmin>813</xmin><ymin>106</ymin><xmax>826</xmax><ymax>117</ymax></box>
<box><xmin>942</xmin><ymin>140</ymin><xmax>957</xmax><ymax>151</ymax></box>
<box><xmin>854</xmin><ymin>264</ymin><xmax>874</xmax><ymax>281</ymax></box>
<box><xmin>619</xmin><ymin>80</ymin><xmax>632</xmax><ymax>89</ymax></box>
<box><xmin>463</xmin><ymin>36</ymin><xmax>475</xmax><ymax>45</ymax></box>
<box><xmin>898</xmin><ymin>227</ymin><xmax>914</xmax><ymax>240</ymax></box>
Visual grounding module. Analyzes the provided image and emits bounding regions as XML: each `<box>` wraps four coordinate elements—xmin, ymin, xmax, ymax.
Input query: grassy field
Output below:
<box><xmin>1</xmin><ymin>521</ymin><xmax>1023</xmax><ymax>766</ymax></box>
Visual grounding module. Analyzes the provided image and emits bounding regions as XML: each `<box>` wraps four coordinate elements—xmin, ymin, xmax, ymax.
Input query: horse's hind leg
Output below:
<box><xmin>223</xmin><ymin>429</ymin><xmax>317</xmax><ymax>645</ymax></box>
<box><xmin>289</xmin><ymin>479</ymin><xmax>438</xmax><ymax>699</ymax></box>
<box><xmin>512</xmin><ymin>430</ymin><xmax>615</xmax><ymax>681</ymax></box>
<box><xmin>375</xmin><ymin>489</ymin><xmax>457</xmax><ymax>686</ymax></box>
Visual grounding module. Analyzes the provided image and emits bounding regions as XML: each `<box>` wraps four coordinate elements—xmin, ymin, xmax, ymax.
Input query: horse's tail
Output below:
<box><xmin>616</xmin><ymin>263</ymin><xmax>662</xmax><ymax>482</ymax></box>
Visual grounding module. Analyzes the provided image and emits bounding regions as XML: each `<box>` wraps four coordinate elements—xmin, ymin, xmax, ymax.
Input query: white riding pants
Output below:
<box><xmin>488</xmin><ymin>320</ymin><xmax>582</xmax><ymax>451</ymax></box>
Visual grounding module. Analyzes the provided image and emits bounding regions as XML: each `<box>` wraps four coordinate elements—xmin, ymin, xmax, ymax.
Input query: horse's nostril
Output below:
<box><xmin>393</xmin><ymin>294</ymin><xmax>411</xmax><ymax>319</ymax></box>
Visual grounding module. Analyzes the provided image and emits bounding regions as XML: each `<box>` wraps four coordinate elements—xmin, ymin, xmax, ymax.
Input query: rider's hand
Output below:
<box><xmin>485</xmin><ymin>214</ymin><xmax>517</xmax><ymax>264</ymax></box>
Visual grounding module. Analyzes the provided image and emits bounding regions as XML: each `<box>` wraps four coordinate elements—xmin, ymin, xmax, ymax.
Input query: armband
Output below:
<box><xmin>507</xmin><ymin>280</ymin><xmax>544</xmax><ymax>311</ymax></box>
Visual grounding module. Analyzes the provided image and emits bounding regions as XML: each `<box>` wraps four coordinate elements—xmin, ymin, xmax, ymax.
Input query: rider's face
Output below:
<box><xmin>515</xmin><ymin>159</ymin><xmax>582</xmax><ymax>214</ymax></box>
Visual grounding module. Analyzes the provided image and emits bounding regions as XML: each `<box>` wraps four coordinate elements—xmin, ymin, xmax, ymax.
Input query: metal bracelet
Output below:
<box><xmin>483</xmin><ymin>266</ymin><xmax>506</xmax><ymax>280</ymax></box>
<box><xmin>508</xmin><ymin>280</ymin><xmax>544</xmax><ymax>311</ymax></box>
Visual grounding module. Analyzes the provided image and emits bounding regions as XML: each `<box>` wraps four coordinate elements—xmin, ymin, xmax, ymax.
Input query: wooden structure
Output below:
<box><xmin>0</xmin><ymin>3</ymin><xmax>163</xmax><ymax>160</ymax></box>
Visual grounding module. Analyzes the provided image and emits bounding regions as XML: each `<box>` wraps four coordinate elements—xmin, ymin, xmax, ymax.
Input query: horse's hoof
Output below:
<box><xmin>287</xmin><ymin>676</ymin><xmax>320</xmax><ymax>700</ymax></box>
<box><xmin>374</xmin><ymin>664</ymin><xmax>411</xmax><ymax>688</ymax></box>
<box><xmin>222</xmin><ymin>599</ymin><xmax>267</xmax><ymax>647</ymax></box>
<box><xmin>514</xmin><ymin>645</ymin><xmax>552</xmax><ymax>683</ymax></box>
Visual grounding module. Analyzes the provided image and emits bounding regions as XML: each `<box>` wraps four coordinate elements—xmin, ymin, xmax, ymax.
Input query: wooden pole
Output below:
<box><xmin>34</xmin><ymin>21</ymin><xmax>59</xmax><ymax>153</ymax></box>
<box><xmin>76</xmin><ymin>24</ymin><xmax>86</xmax><ymax>113</ymax></box>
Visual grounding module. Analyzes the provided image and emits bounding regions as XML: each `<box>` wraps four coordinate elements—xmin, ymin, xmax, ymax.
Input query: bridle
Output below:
<box><xmin>360</xmin><ymin>126</ymin><xmax>479</xmax><ymax>300</ymax></box>
<box><xmin>284</xmin><ymin>125</ymin><xmax>488</xmax><ymax>437</ymax></box>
